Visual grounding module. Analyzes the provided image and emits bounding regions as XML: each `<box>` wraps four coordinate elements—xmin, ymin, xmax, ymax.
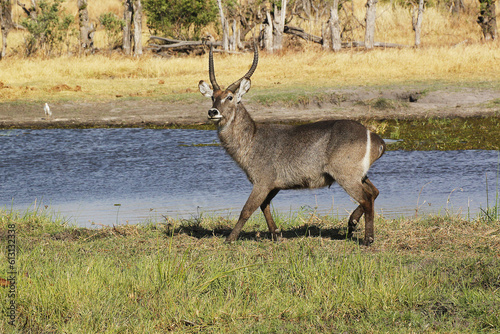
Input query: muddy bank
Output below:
<box><xmin>0</xmin><ymin>86</ymin><xmax>499</xmax><ymax>128</ymax></box>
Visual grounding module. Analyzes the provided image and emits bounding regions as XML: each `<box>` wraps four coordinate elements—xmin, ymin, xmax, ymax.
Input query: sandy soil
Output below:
<box><xmin>0</xmin><ymin>86</ymin><xmax>499</xmax><ymax>128</ymax></box>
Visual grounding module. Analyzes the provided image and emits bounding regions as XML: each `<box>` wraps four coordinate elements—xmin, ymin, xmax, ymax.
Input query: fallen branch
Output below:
<box><xmin>284</xmin><ymin>26</ymin><xmax>322</xmax><ymax>44</ymax></box>
<box><xmin>283</xmin><ymin>25</ymin><xmax>409</xmax><ymax>49</ymax></box>
<box><xmin>343</xmin><ymin>41</ymin><xmax>409</xmax><ymax>48</ymax></box>
<box><xmin>149</xmin><ymin>41</ymin><xmax>221</xmax><ymax>49</ymax></box>
<box><xmin>148</xmin><ymin>36</ymin><xmax>223</xmax><ymax>55</ymax></box>
<box><xmin>148</xmin><ymin>36</ymin><xmax>183</xmax><ymax>44</ymax></box>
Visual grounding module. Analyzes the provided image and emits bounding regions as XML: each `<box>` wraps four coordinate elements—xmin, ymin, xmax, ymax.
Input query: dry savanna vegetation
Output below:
<box><xmin>0</xmin><ymin>0</ymin><xmax>499</xmax><ymax>102</ymax></box>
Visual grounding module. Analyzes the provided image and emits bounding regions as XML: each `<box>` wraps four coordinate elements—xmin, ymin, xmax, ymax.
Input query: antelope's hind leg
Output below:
<box><xmin>340</xmin><ymin>177</ymin><xmax>379</xmax><ymax>245</ymax></box>
<box><xmin>348</xmin><ymin>178</ymin><xmax>380</xmax><ymax>235</ymax></box>
<box><xmin>260</xmin><ymin>189</ymin><xmax>280</xmax><ymax>241</ymax></box>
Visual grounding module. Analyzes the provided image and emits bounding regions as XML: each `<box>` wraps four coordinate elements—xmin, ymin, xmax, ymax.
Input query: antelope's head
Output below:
<box><xmin>199</xmin><ymin>44</ymin><xmax>258</xmax><ymax>126</ymax></box>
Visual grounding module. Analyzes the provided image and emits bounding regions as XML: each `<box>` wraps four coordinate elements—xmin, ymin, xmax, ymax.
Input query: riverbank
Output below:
<box><xmin>0</xmin><ymin>208</ymin><xmax>498</xmax><ymax>332</ymax></box>
<box><xmin>2</xmin><ymin>85</ymin><xmax>499</xmax><ymax>151</ymax></box>
<box><xmin>0</xmin><ymin>86</ymin><xmax>500</xmax><ymax>129</ymax></box>
<box><xmin>1</xmin><ymin>85</ymin><xmax>499</xmax><ymax>129</ymax></box>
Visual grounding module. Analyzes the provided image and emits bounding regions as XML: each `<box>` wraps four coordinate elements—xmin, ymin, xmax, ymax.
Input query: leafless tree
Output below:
<box><xmin>77</xmin><ymin>0</ymin><xmax>95</xmax><ymax>53</ymax></box>
<box><xmin>123</xmin><ymin>0</ymin><xmax>132</xmax><ymax>54</ymax></box>
<box><xmin>328</xmin><ymin>0</ymin><xmax>342</xmax><ymax>52</ymax></box>
<box><xmin>123</xmin><ymin>0</ymin><xmax>142</xmax><ymax>55</ymax></box>
<box><xmin>1</xmin><ymin>0</ymin><xmax>13</xmax><ymax>59</ymax></box>
<box><xmin>263</xmin><ymin>2</ymin><xmax>273</xmax><ymax>50</ymax></box>
<box><xmin>216</xmin><ymin>0</ymin><xmax>229</xmax><ymax>50</ymax></box>
<box><xmin>261</xmin><ymin>0</ymin><xmax>288</xmax><ymax>52</ymax></box>
<box><xmin>132</xmin><ymin>0</ymin><xmax>142</xmax><ymax>55</ymax></box>
<box><xmin>412</xmin><ymin>0</ymin><xmax>424</xmax><ymax>47</ymax></box>
<box><xmin>273</xmin><ymin>0</ymin><xmax>287</xmax><ymax>51</ymax></box>
<box><xmin>364</xmin><ymin>0</ymin><xmax>377</xmax><ymax>49</ymax></box>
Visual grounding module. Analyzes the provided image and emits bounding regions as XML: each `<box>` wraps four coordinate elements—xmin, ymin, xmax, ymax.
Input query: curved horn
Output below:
<box><xmin>209</xmin><ymin>44</ymin><xmax>220</xmax><ymax>91</ymax></box>
<box><xmin>227</xmin><ymin>43</ymin><xmax>259</xmax><ymax>93</ymax></box>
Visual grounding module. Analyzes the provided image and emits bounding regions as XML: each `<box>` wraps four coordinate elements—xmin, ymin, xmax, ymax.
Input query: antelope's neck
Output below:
<box><xmin>218</xmin><ymin>104</ymin><xmax>256</xmax><ymax>164</ymax></box>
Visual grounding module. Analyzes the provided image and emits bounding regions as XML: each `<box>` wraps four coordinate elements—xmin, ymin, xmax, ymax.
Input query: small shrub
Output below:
<box><xmin>143</xmin><ymin>0</ymin><xmax>218</xmax><ymax>40</ymax></box>
<box><xmin>21</xmin><ymin>0</ymin><xmax>75</xmax><ymax>57</ymax></box>
<box><xmin>99</xmin><ymin>13</ymin><xmax>125</xmax><ymax>51</ymax></box>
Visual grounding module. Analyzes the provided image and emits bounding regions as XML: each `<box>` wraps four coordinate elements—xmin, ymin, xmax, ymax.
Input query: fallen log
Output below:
<box><xmin>283</xmin><ymin>25</ymin><xmax>409</xmax><ymax>49</ymax></box>
<box><xmin>283</xmin><ymin>26</ymin><xmax>322</xmax><ymax>44</ymax></box>
<box><xmin>342</xmin><ymin>41</ymin><xmax>409</xmax><ymax>48</ymax></box>
<box><xmin>149</xmin><ymin>36</ymin><xmax>183</xmax><ymax>44</ymax></box>
<box><xmin>148</xmin><ymin>36</ymin><xmax>223</xmax><ymax>55</ymax></box>
<box><xmin>149</xmin><ymin>41</ymin><xmax>222</xmax><ymax>49</ymax></box>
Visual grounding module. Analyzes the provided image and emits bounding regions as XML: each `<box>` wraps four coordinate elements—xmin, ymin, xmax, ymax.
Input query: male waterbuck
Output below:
<box><xmin>198</xmin><ymin>45</ymin><xmax>386</xmax><ymax>245</ymax></box>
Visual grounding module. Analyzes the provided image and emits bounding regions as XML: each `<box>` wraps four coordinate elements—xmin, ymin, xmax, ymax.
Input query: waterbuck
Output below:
<box><xmin>198</xmin><ymin>45</ymin><xmax>386</xmax><ymax>245</ymax></box>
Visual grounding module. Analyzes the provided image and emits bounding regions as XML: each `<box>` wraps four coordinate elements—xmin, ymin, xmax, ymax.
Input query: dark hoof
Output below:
<box><xmin>347</xmin><ymin>223</ymin><xmax>358</xmax><ymax>239</ymax></box>
<box><xmin>271</xmin><ymin>229</ymin><xmax>281</xmax><ymax>242</ymax></box>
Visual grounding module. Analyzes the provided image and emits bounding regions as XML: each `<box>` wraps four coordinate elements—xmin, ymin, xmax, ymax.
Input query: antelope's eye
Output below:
<box><xmin>226</xmin><ymin>95</ymin><xmax>233</xmax><ymax>101</ymax></box>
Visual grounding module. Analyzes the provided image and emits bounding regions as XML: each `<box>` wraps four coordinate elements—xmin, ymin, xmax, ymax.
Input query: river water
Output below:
<box><xmin>1</xmin><ymin>128</ymin><xmax>498</xmax><ymax>227</ymax></box>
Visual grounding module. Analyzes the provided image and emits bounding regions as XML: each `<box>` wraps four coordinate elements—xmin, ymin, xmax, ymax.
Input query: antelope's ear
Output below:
<box><xmin>198</xmin><ymin>80</ymin><xmax>213</xmax><ymax>98</ymax></box>
<box><xmin>236</xmin><ymin>78</ymin><xmax>251</xmax><ymax>103</ymax></box>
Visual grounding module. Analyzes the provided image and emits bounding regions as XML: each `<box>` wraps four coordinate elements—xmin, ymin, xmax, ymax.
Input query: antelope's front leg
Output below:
<box><xmin>226</xmin><ymin>186</ymin><xmax>272</xmax><ymax>243</ymax></box>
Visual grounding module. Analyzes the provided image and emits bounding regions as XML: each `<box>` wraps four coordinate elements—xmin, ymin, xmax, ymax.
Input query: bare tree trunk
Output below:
<box><xmin>216</xmin><ymin>0</ymin><xmax>228</xmax><ymax>51</ymax></box>
<box><xmin>364</xmin><ymin>0</ymin><xmax>377</xmax><ymax>50</ymax></box>
<box><xmin>235</xmin><ymin>19</ymin><xmax>243</xmax><ymax>50</ymax></box>
<box><xmin>412</xmin><ymin>0</ymin><xmax>424</xmax><ymax>47</ymax></box>
<box><xmin>321</xmin><ymin>22</ymin><xmax>330</xmax><ymax>50</ymax></box>
<box><xmin>123</xmin><ymin>0</ymin><xmax>133</xmax><ymax>54</ymax></box>
<box><xmin>0</xmin><ymin>1</ymin><xmax>4</xmax><ymax>59</ymax></box>
<box><xmin>132</xmin><ymin>0</ymin><xmax>142</xmax><ymax>56</ymax></box>
<box><xmin>263</xmin><ymin>7</ymin><xmax>273</xmax><ymax>52</ymax></box>
<box><xmin>230</xmin><ymin>19</ymin><xmax>236</xmax><ymax>51</ymax></box>
<box><xmin>0</xmin><ymin>3</ymin><xmax>2</xmax><ymax>58</ymax></box>
<box><xmin>329</xmin><ymin>0</ymin><xmax>341</xmax><ymax>52</ymax></box>
<box><xmin>272</xmin><ymin>0</ymin><xmax>287</xmax><ymax>52</ymax></box>
<box><xmin>77</xmin><ymin>0</ymin><xmax>95</xmax><ymax>53</ymax></box>
<box><xmin>477</xmin><ymin>0</ymin><xmax>497</xmax><ymax>41</ymax></box>
<box><xmin>1</xmin><ymin>0</ymin><xmax>13</xmax><ymax>59</ymax></box>
<box><xmin>228</xmin><ymin>19</ymin><xmax>243</xmax><ymax>51</ymax></box>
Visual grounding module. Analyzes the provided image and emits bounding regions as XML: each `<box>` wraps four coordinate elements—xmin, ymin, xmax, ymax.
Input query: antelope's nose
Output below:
<box><xmin>208</xmin><ymin>108</ymin><xmax>220</xmax><ymax>119</ymax></box>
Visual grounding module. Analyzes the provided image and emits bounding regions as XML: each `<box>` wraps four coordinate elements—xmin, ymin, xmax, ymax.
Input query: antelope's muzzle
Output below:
<box><xmin>208</xmin><ymin>108</ymin><xmax>221</xmax><ymax>120</ymax></box>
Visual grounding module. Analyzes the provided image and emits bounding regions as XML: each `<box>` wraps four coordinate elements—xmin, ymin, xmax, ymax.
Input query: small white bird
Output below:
<box><xmin>44</xmin><ymin>103</ymin><xmax>52</xmax><ymax>119</ymax></box>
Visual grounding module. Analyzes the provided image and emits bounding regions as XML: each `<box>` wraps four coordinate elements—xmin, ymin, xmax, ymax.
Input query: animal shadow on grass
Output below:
<box><xmin>164</xmin><ymin>218</ymin><xmax>363</xmax><ymax>243</ymax></box>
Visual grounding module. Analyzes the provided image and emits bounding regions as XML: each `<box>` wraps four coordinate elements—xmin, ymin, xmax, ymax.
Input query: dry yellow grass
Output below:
<box><xmin>0</xmin><ymin>0</ymin><xmax>499</xmax><ymax>102</ymax></box>
<box><xmin>0</xmin><ymin>43</ymin><xmax>499</xmax><ymax>102</ymax></box>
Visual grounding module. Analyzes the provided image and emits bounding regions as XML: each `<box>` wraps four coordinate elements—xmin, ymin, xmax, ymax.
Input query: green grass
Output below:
<box><xmin>249</xmin><ymin>87</ymin><xmax>347</xmax><ymax>108</ymax></box>
<box><xmin>1</xmin><ymin>208</ymin><xmax>499</xmax><ymax>333</ymax></box>
<box><xmin>366</xmin><ymin>117</ymin><xmax>500</xmax><ymax>151</ymax></box>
